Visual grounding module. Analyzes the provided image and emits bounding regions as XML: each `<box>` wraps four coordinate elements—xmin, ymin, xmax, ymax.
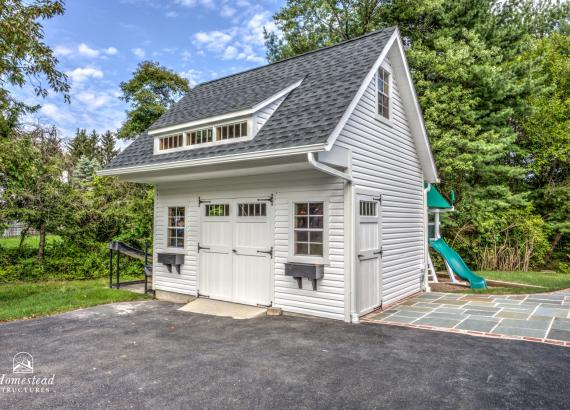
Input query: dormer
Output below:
<box><xmin>149</xmin><ymin>79</ymin><xmax>303</xmax><ymax>155</ymax></box>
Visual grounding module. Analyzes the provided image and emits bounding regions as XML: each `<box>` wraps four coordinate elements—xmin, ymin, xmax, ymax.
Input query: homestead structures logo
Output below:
<box><xmin>0</xmin><ymin>352</ymin><xmax>55</xmax><ymax>394</ymax></box>
<box><xmin>13</xmin><ymin>352</ymin><xmax>33</xmax><ymax>374</ymax></box>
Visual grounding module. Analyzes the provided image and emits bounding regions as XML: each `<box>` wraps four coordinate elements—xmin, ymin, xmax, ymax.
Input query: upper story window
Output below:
<box><xmin>216</xmin><ymin>121</ymin><xmax>247</xmax><ymax>141</ymax></box>
<box><xmin>377</xmin><ymin>67</ymin><xmax>391</xmax><ymax>120</ymax></box>
<box><xmin>189</xmin><ymin>127</ymin><xmax>213</xmax><ymax>145</ymax></box>
<box><xmin>159</xmin><ymin>133</ymin><xmax>183</xmax><ymax>151</ymax></box>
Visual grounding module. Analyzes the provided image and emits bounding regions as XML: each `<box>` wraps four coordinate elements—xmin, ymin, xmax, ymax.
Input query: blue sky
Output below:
<box><xmin>24</xmin><ymin>0</ymin><xmax>282</xmax><ymax>139</ymax></box>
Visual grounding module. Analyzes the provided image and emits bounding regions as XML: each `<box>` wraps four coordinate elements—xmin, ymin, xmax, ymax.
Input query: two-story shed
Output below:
<box><xmin>101</xmin><ymin>27</ymin><xmax>439</xmax><ymax>323</ymax></box>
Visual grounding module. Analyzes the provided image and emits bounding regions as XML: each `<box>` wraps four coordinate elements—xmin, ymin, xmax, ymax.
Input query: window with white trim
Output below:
<box><xmin>167</xmin><ymin>207</ymin><xmax>185</xmax><ymax>248</ymax></box>
<box><xmin>159</xmin><ymin>133</ymin><xmax>183</xmax><ymax>150</ymax></box>
<box><xmin>294</xmin><ymin>202</ymin><xmax>324</xmax><ymax>256</ymax></box>
<box><xmin>377</xmin><ymin>68</ymin><xmax>390</xmax><ymax>119</ymax></box>
<box><xmin>359</xmin><ymin>201</ymin><xmax>378</xmax><ymax>216</ymax></box>
<box><xmin>188</xmin><ymin>127</ymin><xmax>213</xmax><ymax>145</ymax></box>
<box><xmin>238</xmin><ymin>203</ymin><xmax>266</xmax><ymax>217</ymax></box>
<box><xmin>205</xmin><ymin>204</ymin><xmax>230</xmax><ymax>217</ymax></box>
<box><xmin>216</xmin><ymin>121</ymin><xmax>247</xmax><ymax>141</ymax></box>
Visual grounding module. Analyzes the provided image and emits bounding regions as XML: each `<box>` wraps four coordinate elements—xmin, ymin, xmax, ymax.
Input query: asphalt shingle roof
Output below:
<box><xmin>105</xmin><ymin>27</ymin><xmax>396</xmax><ymax>170</ymax></box>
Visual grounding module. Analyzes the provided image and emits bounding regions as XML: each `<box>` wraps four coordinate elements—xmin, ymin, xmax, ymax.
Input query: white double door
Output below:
<box><xmin>355</xmin><ymin>191</ymin><xmax>383</xmax><ymax>315</ymax></box>
<box><xmin>199</xmin><ymin>197</ymin><xmax>273</xmax><ymax>306</ymax></box>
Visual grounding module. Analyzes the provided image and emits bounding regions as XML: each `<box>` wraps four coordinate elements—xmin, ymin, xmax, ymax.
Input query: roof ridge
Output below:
<box><xmin>195</xmin><ymin>26</ymin><xmax>398</xmax><ymax>88</ymax></box>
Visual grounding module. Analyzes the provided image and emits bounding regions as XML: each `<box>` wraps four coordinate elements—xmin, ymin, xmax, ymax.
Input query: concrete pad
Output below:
<box><xmin>179</xmin><ymin>298</ymin><xmax>266</xmax><ymax>319</ymax></box>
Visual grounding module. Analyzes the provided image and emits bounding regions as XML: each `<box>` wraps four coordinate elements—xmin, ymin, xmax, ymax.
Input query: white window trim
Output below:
<box><xmin>287</xmin><ymin>199</ymin><xmax>329</xmax><ymax>265</ymax></box>
<box><xmin>375</xmin><ymin>64</ymin><xmax>393</xmax><ymax>126</ymax></box>
<box><xmin>153</xmin><ymin>117</ymin><xmax>254</xmax><ymax>154</ymax></box>
<box><xmin>166</xmin><ymin>206</ymin><xmax>187</xmax><ymax>251</ymax></box>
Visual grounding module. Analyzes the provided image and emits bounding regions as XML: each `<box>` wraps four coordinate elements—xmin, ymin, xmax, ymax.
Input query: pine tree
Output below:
<box><xmin>73</xmin><ymin>155</ymin><xmax>101</xmax><ymax>186</ymax></box>
<box><xmin>98</xmin><ymin>130</ymin><xmax>118</xmax><ymax>166</ymax></box>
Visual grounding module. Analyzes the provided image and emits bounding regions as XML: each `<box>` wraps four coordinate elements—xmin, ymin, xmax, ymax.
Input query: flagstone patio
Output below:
<box><xmin>363</xmin><ymin>290</ymin><xmax>570</xmax><ymax>347</ymax></box>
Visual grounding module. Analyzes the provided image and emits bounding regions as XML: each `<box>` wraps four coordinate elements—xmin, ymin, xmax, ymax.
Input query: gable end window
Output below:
<box><xmin>377</xmin><ymin>68</ymin><xmax>390</xmax><ymax>119</ymax></box>
<box><xmin>216</xmin><ymin>121</ymin><xmax>247</xmax><ymax>141</ymax></box>
<box><xmin>159</xmin><ymin>134</ymin><xmax>183</xmax><ymax>151</ymax></box>
<box><xmin>167</xmin><ymin>207</ymin><xmax>185</xmax><ymax>248</ymax></box>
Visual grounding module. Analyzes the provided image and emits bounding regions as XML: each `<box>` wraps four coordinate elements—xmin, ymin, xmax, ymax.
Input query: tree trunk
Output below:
<box><xmin>38</xmin><ymin>224</ymin><xmax>46</xmax><ymax>260</ymax></box>
<box><xmin>18</xmin><ymin>226</ymin><xmax>30</xmax><ymax>254</ymax></box>
<box><xmin>544</xmin><ymin>232</ymin><xmax>562</xmax><ymax>264</ymax></box>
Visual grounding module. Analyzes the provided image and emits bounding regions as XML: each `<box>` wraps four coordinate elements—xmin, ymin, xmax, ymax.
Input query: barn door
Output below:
<box><xmin>198</xmin><ymin>197</ymin><xmax>273</xmax><ymax>306</ymax></box>
<box><xmin>355</xmin><ymin>191</ymin><xmax>382</xmax><ymax>315</ymax></box>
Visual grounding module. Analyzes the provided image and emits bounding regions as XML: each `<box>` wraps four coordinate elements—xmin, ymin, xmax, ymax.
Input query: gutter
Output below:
<box><xmin>306</xmin><ymin>152</ymin><xmax>352</xmax><ymax>182</ymax></box>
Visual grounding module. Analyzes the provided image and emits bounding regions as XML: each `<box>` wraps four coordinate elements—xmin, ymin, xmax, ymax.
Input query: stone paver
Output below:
<box><xmin>363</xmin><ymin>289</ymin><xmax>570</xmax><ymax>347</ymax></box>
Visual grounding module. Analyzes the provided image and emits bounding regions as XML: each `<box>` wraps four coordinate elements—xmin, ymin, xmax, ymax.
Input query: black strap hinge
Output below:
<box><xmin>257</xmin><ymin>194</ymin><xmax>274</xmax><ymax>205</ymax></box>
<box><xmin>198</xmin><ymin>197</ymin><xmax>211</xmax><ymax>205</ymax></box>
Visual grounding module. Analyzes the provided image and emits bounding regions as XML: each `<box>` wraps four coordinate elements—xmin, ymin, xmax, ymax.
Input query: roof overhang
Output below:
<box><xmin>97</xmin><ymin>143</ymin><xmax>327</xmax><ymax>181</ymax></box>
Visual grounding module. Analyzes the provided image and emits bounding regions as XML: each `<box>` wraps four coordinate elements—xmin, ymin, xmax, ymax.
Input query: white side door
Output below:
<box><xmin>199</xmin><ymin>201</ymin><xmax>233</xmax><ymax>301</ymax></box>
<box><xmin>233</xmin><ymin>201</ymin><xmax>272</xmax><ymax>306</ymax></box>
<box><xmin>355</xmin><ymin>192</ymin><xmax>382</xmax><ymax>315</ymax></box>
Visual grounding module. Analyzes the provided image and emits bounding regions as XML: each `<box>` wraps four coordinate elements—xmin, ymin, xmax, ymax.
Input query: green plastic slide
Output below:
<box><xmin>429</xmin><ymin>238</ymin><xmax>487</xmax><ymax>289</ymax></box>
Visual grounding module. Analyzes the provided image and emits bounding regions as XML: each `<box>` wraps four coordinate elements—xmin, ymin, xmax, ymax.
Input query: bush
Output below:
<box><xmin>0</xmin><ymin>239</ymin><xmax>146</xmax><ymax>282</ymax></box>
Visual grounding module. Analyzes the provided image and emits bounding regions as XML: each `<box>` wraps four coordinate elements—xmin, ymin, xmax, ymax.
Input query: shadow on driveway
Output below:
<box><xmin>0</xmin><ymin>300</ymin><xmax>568</xmax><ymax>409</ymax></box>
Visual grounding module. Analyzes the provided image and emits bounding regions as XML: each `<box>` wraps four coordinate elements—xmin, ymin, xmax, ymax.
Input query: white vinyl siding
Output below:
<box><xmin>253</xmin><ymin>94</ymin><xmax>287</xmax><ymax>134</ymax></box>
<box><xmin>335</xmin><ymin>55</ymin><xmax>425</xmax><ymax>307</ymax></box>
<box><xmin>153</xmin><ymin>170</ymin><xmax>346</xmax><ymax>321</ymax></box>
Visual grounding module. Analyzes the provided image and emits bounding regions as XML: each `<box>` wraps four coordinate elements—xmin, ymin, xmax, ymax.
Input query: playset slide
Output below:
<box><xmin>429</xmin><ymin>238</ymin><xmax>486</xmax><ymax>289</ymax></box>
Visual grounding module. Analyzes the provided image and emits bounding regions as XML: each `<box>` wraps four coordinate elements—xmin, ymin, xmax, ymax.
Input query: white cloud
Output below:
<box><xmin>164</xmin><ymin>10</ymin><xmax>178</xmax><ymax>17</ymax></box>
<box><xmin>132</xmin><ymin>47</ymin><xmax>146</xmax><ymax>58</ymax></box>
<box><xmin>78</xmin><ymin>43</ymin><xmax>100</xmax><ymax>58</ymax></box>
<box><xmin>193</xmin><ymin>30</ymin><xmax>233</xmax><ymax>51</ymax></box>
<box><xmin>104</xmin><ymin>47</ymin><xmax>118</xmax><ymax>55</ymax></box>
<box><xmin>179</xmin><ymin>69</ymin><xmax>204</xmax><ymax>87</ymax></box>
<box><xmin>54</xmin><ymin>45</ymin><xmax>73</xmax><ymax>57</ymax></box>
<box><xmin>180</xmin><ymin>50</ymin><xmax>192</xmax><ymax>61</ymax></box>
<box><xmin>243</xmin><ymin>12</ymin><xmax>275</xmax><ymax>45</ymax></box>
<box><xmin>222</xmin><ymin>45</ymin><xmax>238</xmax><ymax>60</ymax></box>
<box><xmin>66</xmin><ymin>67</ymin><xmax>104</xmax><ymax>83</ymax></box>
<box><xmin>40</xmin><ymin>104</ymin><xmax>73</xmax><ymax>124</ymax></box>
<box><xmin>75</xmin><ymin>91</ymin><xmax>111</xmax><ymax>109</ymax></box>
<box><xmin>220</xmin><ymin>4</ymin><xmax>236</xmax><ymax>17</ymax></box>
<box><xmin>176</xmin><ymin>0</ymin><xmax>214</xmax><ymax>8</ymax></box>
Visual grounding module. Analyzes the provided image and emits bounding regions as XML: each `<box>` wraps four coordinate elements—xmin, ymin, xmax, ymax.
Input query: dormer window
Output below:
<box><xmin>216</xmin><ymin>121</ymin><xmax>248</xmax><ymax>141</ymax></box>
<box><xmin>154</xmin><ymin>119</ymin><xmax>251</xmax><ymax>154</ymax></box>
<box><xmin>159</xmin><ymin>133</ymin><xmax>183</xmax><ymax>150</ymax></box>
<box><xmin>377</xmin><ymin>67</ymin><xmax>391</xmax><ymax>120</ymax></box>
<box><xmin>189</xmin><ymin>127</ymin><xmax>213</xmax><ymax>145</ymax></box>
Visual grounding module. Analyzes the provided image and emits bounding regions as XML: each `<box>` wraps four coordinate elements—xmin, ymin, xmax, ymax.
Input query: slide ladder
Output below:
<box><xmin>429</xmin><ymin>238</ymin><xmax>486</xmax><ymax>289</ymax></box>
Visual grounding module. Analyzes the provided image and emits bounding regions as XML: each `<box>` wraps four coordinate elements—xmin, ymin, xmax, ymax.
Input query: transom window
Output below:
<box><xmin>205</xmin><ymin>204</ymin><xmax>230</xmax><ymax>217</ymax></box>
<box><xmin>377</xmin><ymin>68</ymin><xmax>390</xmax><ymax>119</ymax></box>
<box><xmin>167</xmin><ymin>207</ymin><xmax>185</xmax><ymax>248</ymax></box>
<box><xmin>238</xmin><ymin>203</ymin><xmax>266</xmax><ymax>217</ymax></box>
<box><xmin>189</xmin><ymin>128</ymin><xmax>213</xmax><ymax>145</ymax></box>
<box><xmin>216</xmin><ymin>121</ymin><xmax>247</xmax><ymax>141</ymax></box>
<box><xmin>294</xmin><ymin>202</ymin><xmax>324</xmax><ymax>256</ymax></box>
<box><xmin>360</xmin><ymin>201</ymin><xmax>377</xmax><ymax>216</ymax></box>
<box><xmin>159</xmin><ymin>133</ymin><xmax>183</xmax><ymax>150</ymax></box>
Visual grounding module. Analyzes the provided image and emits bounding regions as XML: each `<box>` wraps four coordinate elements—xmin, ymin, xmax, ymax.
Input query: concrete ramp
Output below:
<box><xmin>179</xmin><ymin>298</ymin><xmax>267</xmax><ymax>319</ymax></box>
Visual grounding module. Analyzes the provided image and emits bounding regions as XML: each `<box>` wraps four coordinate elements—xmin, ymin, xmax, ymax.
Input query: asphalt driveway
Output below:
<box><xmin>0</xmin><ymin>300</ymin><xmax>568</xmax><ymax>409</ymax></box>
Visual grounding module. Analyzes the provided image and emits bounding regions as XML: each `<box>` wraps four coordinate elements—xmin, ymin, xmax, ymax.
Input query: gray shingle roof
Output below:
<box><xmin>105</xmin><ymin>27</ymin><xmax>396</xmax><ymax>170</ymax></box>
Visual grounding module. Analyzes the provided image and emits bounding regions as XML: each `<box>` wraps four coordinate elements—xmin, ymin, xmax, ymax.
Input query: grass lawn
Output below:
<box><xmin>461</xmin><ymin>271</ymin><xmax>570</xmax><ymax>294</ymax></box>
<box><xmin>0</xmin><ymin>279</ymin><xmax>149</xmax><ymax>322</ymax></box>
<box><xmin>0</xmin><ymin>235</ymin><xmax>60</xmax><ymax>249</ymax></box>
